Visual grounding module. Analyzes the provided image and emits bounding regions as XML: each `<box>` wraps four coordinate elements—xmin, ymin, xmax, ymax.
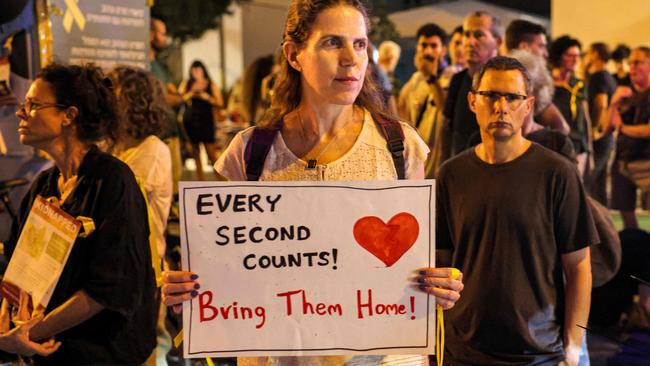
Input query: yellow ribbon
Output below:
<box><xmin>173</xmin><ymin>329</ymin><xmax>183</xmax><ymax>348</ymax></box>
<box><xmin>62</xmin><ymin>0</ymin><xmax>86</xmax><ymax>33</ymax></box>
<box><xmin>43</xmin><ymin>197</ymin><xmax>96</xmax><ymax>238</ymax></box>
<box><xmin>135</xmin><ymin>178</ymin><xmax>163</xmax><ymax>288</ymax></box>
<box><xmin>76</xmin><ymin>216</ymin><xmax>95</xmax><ymax>238</ymax></box>
<box><xmin>436</xmin><ymin>268</ymin><xmax>460</xmax><ymax>366</ymax></box>
<box><xmin>561</xmin><ymin>80</ymin><xmax>584</xmax><ymax>121</ymax></box>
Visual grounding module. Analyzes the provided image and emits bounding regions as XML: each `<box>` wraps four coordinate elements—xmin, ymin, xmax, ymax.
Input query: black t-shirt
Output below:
<box><xmin>553</xmin><ymin>76</ymin><xmax>589</xmax><ymax>154</ymax></box>
<box><xmin>616</xmin><ymin>88</ymin><xmax>650</xmax><ymax>161</ymax></box>
<box><xmin>587</xmin><ymin>70</ymin><xmax>617</xmax><ymax>122</ymax></box>
<box><xmin>444</xmin><ymin>69</ymin><xmax>481</xmax><ymax>156</ymax></box>
<box><xmin>437</xmin><ymin>143</ymin><xmax>599</xmax><ymax>365</ymax></box>
<box><xmin>5</xmin><ymin>146</ymin><xmax>157</xmax><ymax>365</ymax></box>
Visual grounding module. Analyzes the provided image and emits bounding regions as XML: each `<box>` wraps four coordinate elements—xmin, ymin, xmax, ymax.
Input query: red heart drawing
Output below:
<box><xmin>353</xmin><ymin>212</ymin><xmax>419</xmax><ymax>267</ymax></box>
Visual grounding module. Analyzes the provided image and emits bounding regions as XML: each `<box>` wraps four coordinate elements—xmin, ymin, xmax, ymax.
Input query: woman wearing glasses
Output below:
<box><xmin>8</xmin><ymin>63</ymin><xmax>157</xmax><ymax>364</ymax></box>
<box><xmin>163</xmin><ymin>1</ymin><xmax>463</xmax><ymax>365</ymax></box>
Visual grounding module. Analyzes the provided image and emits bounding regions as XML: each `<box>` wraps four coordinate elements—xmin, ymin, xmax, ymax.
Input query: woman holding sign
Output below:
<box><xmin>163</xmin><ymin>0</ymin><xmax>463</xmax><ymax>364</ymax></box>
<box><xmin>8</xmin><ymin>63</ymin><xmax>157</xmax><ymax>364</ymax></box>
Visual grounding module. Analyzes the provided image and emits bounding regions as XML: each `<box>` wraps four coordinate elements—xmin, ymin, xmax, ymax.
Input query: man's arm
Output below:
<box><xmin>620</xmin><ymin>119</ymin><xmax>650</xmax><ymax>138</ymax></box>
<box><xmin>592</xmin><ymin>93</ymin><xmax>609</xmax><ymax>137</ymax></box>
<box><xmin>29</xmin><ymin>290</ymin><xmax>103</xmax><ymax>341</ymax></box>
<box><xmin>561</xmin><ymin>246</ymin><xmax>592</xmax><ymax>366</ymax></box>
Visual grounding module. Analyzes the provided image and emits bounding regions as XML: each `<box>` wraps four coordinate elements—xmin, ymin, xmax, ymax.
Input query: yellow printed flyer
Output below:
<box><xmin>0</xmin><ymin>196</ymin><xmax>81</xmax><ymax>308</ymax></box>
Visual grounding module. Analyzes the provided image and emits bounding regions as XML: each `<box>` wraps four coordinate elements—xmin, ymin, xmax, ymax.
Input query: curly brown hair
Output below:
<box><xmin>110</xmin><ymin>66</ymin><xmax>169</xmax><ymax>141</ymax></box>
<box><xmin>37</xmin><ymin>63</ymin><xmax>119</xmax><ymax>144</ymax></box>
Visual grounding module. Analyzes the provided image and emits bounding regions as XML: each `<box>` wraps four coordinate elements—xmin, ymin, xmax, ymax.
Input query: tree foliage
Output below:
<box><xmin>367</xmin><ymin>0</ymin><xmax>400</xmax><ymax>45</ymax></box>
<box><xmin>152</xmin><ymin>0</ymin><xmax>245</xmax><ymax>42</ymax></box>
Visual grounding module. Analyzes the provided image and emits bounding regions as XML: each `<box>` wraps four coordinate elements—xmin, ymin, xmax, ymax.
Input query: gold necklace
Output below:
<box><xmin>298</xmin><ymin>107</ymin><xmax>357</xmax><ymax>169</ymax></box>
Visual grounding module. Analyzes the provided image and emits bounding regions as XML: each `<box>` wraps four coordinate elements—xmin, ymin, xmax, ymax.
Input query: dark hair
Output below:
<box><xmin>416</xmin><ymin>23</ymin><xmax>448</xmax><ymax>45</ymax></box>
<box><xmin>37</xmin><ymin>63</ymin><xmax>118</xmax><ymax>145</ymax></box>
<box><xmin>590</xmin><ymin>42</ymin><xmax>610</xmax><ymax>62</ymax></box>
<box><xmin>466</xmin><ymin>11</ymin><xmax>504</xmax><ymax>40</ymax></box>
<box><xmin>611</xmin><ymin>44</ymin><xmax>631</xmax><ymax>62</ymax></box>
<box><xmin>258</xmin><ymin>0</ymin><xmax>390</xmax><ymax>129</ymax></box>
<box><xmin>451</xmin><ymin>25</ymin><xmax>463</xmax><ymax>37</ymax></box>
<box><xmin>110</xmin><ymin>66</ymin><xmax>168</xmax><ymax>141</ymax></box>
<box><xmin>186</xmin><ymin>60</ymin><xmax>213</xmax><ymax>92</ymax></box>
<box><xmin>549</xmin><ymin>35</ymin><xmax>581</xmax><ymax>68</ymax></box>
<box><xmin>505</xmin><ymin>19</ymin><xmax>547</xmax><ymax>51</ymax></box>
<box><xmin>242</xmin><ymin>55</ymin><xmax>274</xmax><ymax>123</ymax></box>
<box><xmin>633</xmin><ymin>46</ymin><xmax>650</xmax><ymax>59</ymax></box>
<box><xmin>472</xmin><ymin>56</ymin><xmax>533</xmax><ymax>96</ymax></box>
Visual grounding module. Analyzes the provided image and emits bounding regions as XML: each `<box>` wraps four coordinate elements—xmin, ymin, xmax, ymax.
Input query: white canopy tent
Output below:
<box><xmin>388</xmin><ymin>0</ymin><xmax>550</xmax><ymax>37</ymax></box>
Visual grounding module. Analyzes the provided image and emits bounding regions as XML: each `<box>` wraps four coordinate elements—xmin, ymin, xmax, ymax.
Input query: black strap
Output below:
<box><xmin>414</xmin><ymin>94</ymin><xmax>430</xmax><ymax>129</ymax></box>
<box><xmin>373</xmin><ymin>114</ymin><xmax>406</xmax><ymax>180</ymax></box>
<box><xmin>243</xmin><ymin>115</ymin><xmax>406</xmax><ymax>180</ymax></box>
<box><xmin>244</xmin><ymin>127</ymin><xmax>279</xmax><ymax>181</ymax></box>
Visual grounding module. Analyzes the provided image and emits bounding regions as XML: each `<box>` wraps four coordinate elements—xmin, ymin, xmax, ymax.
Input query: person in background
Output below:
<box><xmin>605</xmin><ymin>46</ymin><xmax>650</xmax><ymax>229</ymax></box>
<box><xmin>611</xmin><ymin>44</ymin><xmax>632</xmax><ymax>87</ymax></box>
<box><xmin>178</xmin><ymin>60</ymin><xmax>224</xmax><ymax>181</ymax></box>
<box><xmin>550</xmin><ymin>35</ymin><xmax>593</xmax><ymax>177</ymax></box>
<box><xmin>444</xmin><ymin>11</ymin><xmax>503</xmax><ymax>157</ymax></box>
<box><xmin>150</xmin><ymin>16</ymin><xmax>182</xmax><ymax>193</ymax></box>
<box><xmin>161</xmin><ymin>1</ymin><xmax>463</xmax><ymax>365</ymax></box>
<box><xmin>241</xmin><ymin>55</ymin><xmax>274</xmax><ymax>125</ymax></box>
<box><xmin>505</xmin><ymin>19</ymin><xmax>571</xmax><ymax>135</ymax></box>
<box><xmin>8</xmin><ymin>63</ymin><xmax>156</xmax><ymax>365</ymax></box>
<box><xmin>398</xmin><ymin>23</ymin><xmax>448</xmax><ymax>176</ymax></box>
<box><xmin>398</xmin><ymin>23</ymin><xmax>447</xmax><ymax>123</ymax></box>
<box><xmin>439</xmin><ymin>25</ymin><xmax>467</xmax><ymax>89</ymax></box>
<box><xmin>377</xmin><ymin>40</ymin><xmax>402</xmax><ymax>97</ymax></box>
<box><xmin>583</xmin><ymin>42</ymin><xmax>617</xmax><ymax>205</ymax></box>
<box><xmin>109</xmin><ymin>66</ymin><xmax>173</xmax><ymax>366</ymax></box>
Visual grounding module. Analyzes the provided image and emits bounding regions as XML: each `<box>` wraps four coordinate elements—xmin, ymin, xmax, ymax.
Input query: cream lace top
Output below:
<box><xmin>214</xmin><ymin>109</ymin><xmax>429</xmax><ymax>181</ymax></box>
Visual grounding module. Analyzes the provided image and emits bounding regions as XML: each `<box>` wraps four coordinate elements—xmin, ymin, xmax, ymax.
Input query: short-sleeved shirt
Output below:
<box><xmin>616</xmin><ymin>88</ymin><xmax>650</xmax><ymax>161</ymax></box>
<box><xmin>587</xmin><ymin>70</ymin><xmax>617</xmax><ymax>121</ymax></box>
<box><xmin>5</xmin><ymin>146</ymin><xmax>157</xmax><ymax>365</ymax></box>
<box><xmin>553</xmin><ymin>76</ymin><xmax>589</xmax><ymax>154</ymax></box>
<box><xmin>436</xmin><ymin>143</ymin><xmax>599</xmax><ymax>365</ymax></box>
<box><xmin>443</xmin><ymin>69</ymin><xmax>480</xmax><ymax>156</ymax></box>
<box><xmin>215</xmin><ymin>109</ymin><xmax>429</xmax><ymax>181</ymax></box>
<box><xmin>214</xmin><ymin>109</ymin><xmax>430</xmax><ymax>366</ymax></box>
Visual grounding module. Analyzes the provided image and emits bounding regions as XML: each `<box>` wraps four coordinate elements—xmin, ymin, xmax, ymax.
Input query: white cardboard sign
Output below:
<box><xmin>180</xmin><ymin>180</ymin><xmax>436</xmax><ymax>358</ymax></box>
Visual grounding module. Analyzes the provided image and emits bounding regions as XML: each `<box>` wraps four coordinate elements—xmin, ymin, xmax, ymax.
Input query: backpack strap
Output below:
<box><xmin>243</xmin><ymin>116</ymin><xmax>406</xmax><ymax>180</ymax></box>
<box><xmin>244</xmin><ymin>127</ymin><xmax>280</xmax><ymax>181</ymax></box>
<box><xmin>373</xmin><ymin>114</ymin><xmax>406</xmax><ymax>180</ymax></box>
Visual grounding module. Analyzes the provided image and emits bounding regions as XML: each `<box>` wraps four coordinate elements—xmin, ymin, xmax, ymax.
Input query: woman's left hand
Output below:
<box><xmin>414</xmin><ymin>267</ymin><xmax>464</xmax><ymax>310</ymax></box>
<box><xmin>0</xmin><ymin>296</ymin><xmax>61</xmax><ymax>356</ymax></box>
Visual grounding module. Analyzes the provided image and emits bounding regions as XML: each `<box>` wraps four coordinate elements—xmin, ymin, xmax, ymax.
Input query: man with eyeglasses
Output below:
<box><xmin>606</xmin><ymin>46</ymin><xmax>650</xmax><ymax>229</ymax></box>
<box><xmin>444</xmin><ymin>11</ymin><xmax>503</xmax><ymax>158</ymax></box>
<box><xmin>436</xmin><ymin>56</ymin><xmax>597</xmax><ymax>366</ymax></box>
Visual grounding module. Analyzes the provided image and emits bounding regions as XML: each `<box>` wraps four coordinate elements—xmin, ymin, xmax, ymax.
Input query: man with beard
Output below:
<box><xmin>436</xmin><ymin>56</ymin><xmax>597</xmax><ymax>365</ymax></box>
<box><xmin>397</xmin><ymin>23</ymin><xmax>448</xmax><ymax>175</ymax></box>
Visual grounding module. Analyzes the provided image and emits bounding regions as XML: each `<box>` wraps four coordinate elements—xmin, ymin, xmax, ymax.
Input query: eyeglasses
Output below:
<box><xmin>472</xmin><ymin>90</ymin><xmax>529</xmax><ymax>109</ymax></box>
<box><xmin>18</xmin><ymin>100</ymin><xmax>68</xmax><ymax>115</ymax></box>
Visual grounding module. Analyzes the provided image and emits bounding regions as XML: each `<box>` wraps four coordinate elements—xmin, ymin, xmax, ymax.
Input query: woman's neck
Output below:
<box><xmin>553</xmin><ymin>68</ymin><xmax>573</xmax><ymax>83</ymax></box>
<box><xmin>47</xmin><ymin>137</ymin><xmax>90</xmax><ymax>180</ymax></box>
<box><xmin>296</xmin><ymin>100</ymin><xmax>355</xmax><ymax>137</ymax></box>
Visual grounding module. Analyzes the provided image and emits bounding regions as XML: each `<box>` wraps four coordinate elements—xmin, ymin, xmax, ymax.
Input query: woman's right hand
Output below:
<box><xmin>161</xmin><ymin>271</ymin><xmax>200</xmax><ymax>314</ymax></box>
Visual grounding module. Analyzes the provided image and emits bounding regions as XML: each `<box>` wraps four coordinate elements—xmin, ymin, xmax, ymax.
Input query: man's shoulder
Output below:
<box><xmin>449</xmin><ymin>69</ymin><xmax>470</xmax><ymax>90</ymax></box>
<box><xmin>528</xmin><ymin>143</ymin><xmax>580</xmax><ymax>176</ymax></box>
<box><xmin>437</xmin><ymin>148</ymin><xmax>476</xmax><ymax>176</ymax></box>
